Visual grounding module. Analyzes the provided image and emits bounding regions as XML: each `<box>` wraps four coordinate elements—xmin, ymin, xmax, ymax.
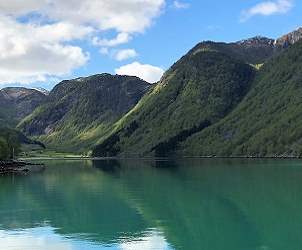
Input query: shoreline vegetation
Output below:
<box><xmin>19</xmin><ymin>154</ymin><xmax>302</xmax><ymax>161</ymax></box>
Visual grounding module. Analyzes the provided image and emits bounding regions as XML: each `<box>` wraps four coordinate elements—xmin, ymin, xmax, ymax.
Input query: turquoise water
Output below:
<box><xmin>1</xmin><ymin>159</ymin><xmax>302</xmax><ymax>250</ymax></box>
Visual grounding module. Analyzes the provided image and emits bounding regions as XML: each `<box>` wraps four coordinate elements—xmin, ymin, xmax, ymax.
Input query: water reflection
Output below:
<box><xmin>0</xmin><ymin>227</ymin><xmax>172</xmax><ymax>250</ymax></box>
<box><xmin>1</xmin><ymin>159</ymin><xmax>302</xmax><ymax>249</ymax></box>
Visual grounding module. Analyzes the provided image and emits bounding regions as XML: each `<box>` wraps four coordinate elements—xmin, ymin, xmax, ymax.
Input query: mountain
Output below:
<box><xmin>92</xmin><ymin>45</ymin><xmax>256</xmax><ymax>157</ymax></box>
<box><xmin>275</xmin><ymin>27</ymin><xmax>302</xmax><ymax>48</ymax></box>
<box><xmin>0</xmin><ymin>87</ymin><xmax>47</xmax><ymax>127</ymax></box>
<box><xmin>92</xmin><ymin>28</ymin><xmax>302</xmax><ymax>157</ymax></box>
<box><xmin>31</xmin><ymin>87</ymin><xmax>50</xmax><ymax>96</ymax></box>
<box><xmin>181</xmin><ymin>39</ymin><xmax>302</xmax><ymax>157</ymax></box>
<box><xmin>188</xmin><ymin>36</ymin><xmax>275</xmax><ymax>66</ymax></box>
<box><xmin>19</xmin><ymin>74</ymin><xmax>151</xmax><ymax>152</ymax></box>
<box><xmin>15</xmin><ymin>27</ymin><xmax>302</xmax><ymax>157</ymax></box>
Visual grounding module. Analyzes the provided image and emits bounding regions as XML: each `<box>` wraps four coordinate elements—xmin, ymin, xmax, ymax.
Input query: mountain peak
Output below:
<box><xmin>275</xmin><ymin>27</ymin><xmax>302</xmax><ymax>48</ymax></box>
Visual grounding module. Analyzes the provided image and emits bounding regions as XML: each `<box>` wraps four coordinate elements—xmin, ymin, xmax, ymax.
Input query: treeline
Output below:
<box><xmin>0</xmin><ymin>128</ymin><xmax>20</xmax><ymax>160</ymax></box>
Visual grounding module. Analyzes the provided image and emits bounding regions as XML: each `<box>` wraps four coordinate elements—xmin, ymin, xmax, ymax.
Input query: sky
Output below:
<box><xmin>0</xmin><ymin>0</ymin><xmax>301</xmax><ymax>90</ymax></box>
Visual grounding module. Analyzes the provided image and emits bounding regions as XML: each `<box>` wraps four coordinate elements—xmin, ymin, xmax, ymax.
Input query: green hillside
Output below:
<box><xmin>181</xmin><ymin>40</ymin><xmax>302</xmax><ymax>157</ymax></box>
<box><xmin>92</xmin><ymin>37</ymin><xmax>302</xmax><ymax>157</ymax></box>
<box><xmin>16</xmin><ymin>28</ymin><xmax>302</xmax><ymax>158</ymax></box>
<box><xmin>92</xmin><ymin>48</ymin><xmax>255</xmax><ymax>157</ymax></box>
<box><xmin>19</xmin><ymin>74</ymin><xmax>151</xmax><ymax>152</ymax></box>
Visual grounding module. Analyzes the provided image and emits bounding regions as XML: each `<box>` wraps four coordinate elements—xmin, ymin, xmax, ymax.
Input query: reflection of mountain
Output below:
<box><xmin>1</xmin><ymin>160</ymin><xmax>302</xmax><ymax>249</ymax></box>
<box><xmin>0</xmin><ymin>161</ymin><xmax>148</xmax><ymax>244</ymax></box>
<box><xmin>93</xmin><ymin>159</ymin><xmax>302</xmax><ymax>250</ymax></box>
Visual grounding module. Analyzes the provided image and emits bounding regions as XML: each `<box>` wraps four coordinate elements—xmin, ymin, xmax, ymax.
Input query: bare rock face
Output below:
<box><xmin>237</xmin><ymin>36</ymin><xmax>275</xmax><ymax>47</ymax></box>
<box><xmin>275</xmin><ymin>27</ymin><xmax>302</xmax><ymax>48</ymax></box>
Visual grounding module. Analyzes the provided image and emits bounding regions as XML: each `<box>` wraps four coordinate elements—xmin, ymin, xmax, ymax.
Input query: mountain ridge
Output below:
<box><xmin>92</xmin><ymin>28</ymin><xmax>302</xmax><ymax>157</ymax></box>
<box><xmin>5</xmin><ymin>27</ymin><xmax>302</xmax><ymax>157</ymax></box>
<box><xmin>18</xmin><ymin>74</ymin><xmax>151</xmax><ymax>152</ymax></box>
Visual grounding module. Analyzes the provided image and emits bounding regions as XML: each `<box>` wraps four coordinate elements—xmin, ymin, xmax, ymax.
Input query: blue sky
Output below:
<box><xmin>0</xmin><ymin>0</ymin><xmax>301</xmax><ymax>90</ymax></box>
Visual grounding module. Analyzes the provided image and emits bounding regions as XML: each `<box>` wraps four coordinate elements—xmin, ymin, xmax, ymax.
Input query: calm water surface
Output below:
<box><xmin>1</xmin><ymin>159</ymin><xmax>302</xmax><ymax>250</ymax></box>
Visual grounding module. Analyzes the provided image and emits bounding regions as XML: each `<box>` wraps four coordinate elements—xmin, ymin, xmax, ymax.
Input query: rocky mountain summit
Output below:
<box><xmin>237</xmin><ymin>36</ymin><xmax>275</xmax><ymax>47</ymax></box>
<box><xmin>237</xmin><ymin>27</ymin><xmax>302</xmax><ymax>49</ymax></box>
<box><xmin>275</xmin><ymin>27</ymin><xmax>302</xmax><ymax>48</ymax></box>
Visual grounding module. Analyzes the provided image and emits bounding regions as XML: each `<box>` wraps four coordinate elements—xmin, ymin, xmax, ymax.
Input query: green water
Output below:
<box><xmin>1</xmin><ymin>159</ymin><xmax>302</xmax><ymax>250</ymax></box>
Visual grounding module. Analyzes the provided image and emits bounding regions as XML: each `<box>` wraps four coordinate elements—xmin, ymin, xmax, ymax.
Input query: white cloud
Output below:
<box><xmin>115</xmin><ymin>61</ymin><xmax>164</xmax><ymax>83</ymax></box>
<box><xmin>46</xmin><ymin>0</ymin><xmax>165</xmax><ymax>33</ymax></box>
<box><xmin>173</xmin><ymin>1</ymin><xmax>190</xmax><ymax>9</ymax></box>
<box><xmin>115</xmin><ymin>49</ymin><xmax>138</xmax><ymax>61</ymax></box>
<box><xmin>0</xmin><ymin>16</ymin><xmax>89</xmax><ymax>84</ymax></box>
<box><xmin>92</xmin><ymin>33</ymin><xmax>131</xmax><ymax>47</ymax></box>
<box><xmin>0</xmin><ymin>0</ymin><xmax>165</xmax><ymax>33</ymax></box>
<box><xmin>0</xmin><ymin>0</ymin><xmax>166</xmax><ymax>84</ymax></box>
<box><xmin>0</xmin><ymin>0</ymin><xmax>47</xmax><ymax>16</ymax></box>
<box><xmin>241</xmin><ymin>0</ymin><xmax>293</xmax><ymax>22</ymax></box>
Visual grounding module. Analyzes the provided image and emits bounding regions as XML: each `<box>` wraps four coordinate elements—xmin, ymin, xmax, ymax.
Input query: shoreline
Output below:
<box><xmin>0</xmin><ymin>160</ymin><xmax>45</xmax><ymax>175</ymax></box>
<box><xmin>19</xmin><ymin>156</ymin><xmax>302</xmax><ymax>161</ymax></box>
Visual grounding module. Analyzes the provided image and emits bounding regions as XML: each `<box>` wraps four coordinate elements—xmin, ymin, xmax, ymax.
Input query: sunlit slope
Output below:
<box><xmin>93</xmin><ymin>48</ymin><xmax>255</xmax><ymax>157</ymax></box>
<box><xmin>19</xmin><ymin>74</ymin><xmax>151</xmax><ymax>152</ymax></box>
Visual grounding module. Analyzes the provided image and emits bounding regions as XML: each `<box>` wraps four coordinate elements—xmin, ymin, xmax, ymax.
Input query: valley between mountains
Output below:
<box><xmin>1</xmin><ymin>27</ymin><xmax>302</xmax><ymax>158</ymax></box>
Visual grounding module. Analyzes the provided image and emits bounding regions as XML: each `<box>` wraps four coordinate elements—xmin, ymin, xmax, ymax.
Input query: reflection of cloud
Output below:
<box><xmin>0</xmin><ymin>227</ymin><xmax>172</xmax><ymax>250</ymax></box>
<box><xmin>120</xmin><ymin>231</ymin><xmax>172</xmax><ymax>250</ymax></box>
<box><xmin>0</xmin><ymin>227</ymin><xmax>72</xmax><ymax>250</ymax></box>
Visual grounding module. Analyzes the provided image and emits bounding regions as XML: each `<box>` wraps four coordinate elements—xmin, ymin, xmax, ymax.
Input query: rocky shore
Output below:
<box><xmin>0</xmin><ymin>160</ymin><xmax>45</xmax><ymax>175</ymax></box>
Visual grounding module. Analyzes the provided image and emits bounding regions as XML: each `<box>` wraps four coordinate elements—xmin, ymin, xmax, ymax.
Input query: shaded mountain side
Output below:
<box><xmin>180</xmin><ymin>40</ymin><xmax>302</xmax><ymax>157</ymax></box>
<box><xmin>0</xmin><ymin>87</ymin><xmax>47</xmax><ymax>127</ymax></box>
<box><xmin>19</xmin><ymin>74</ymin><xmax>151</xmax><ymax>152</ymax></box>
<box><xmin>92</xmin><ymin>50</ymin><xmax>256</xmax><ymax>157</ymax></box>
<box><xmin>0</xmin><ymin>128</ymin><xmax>44</xmax><ymax>159</ymax></box>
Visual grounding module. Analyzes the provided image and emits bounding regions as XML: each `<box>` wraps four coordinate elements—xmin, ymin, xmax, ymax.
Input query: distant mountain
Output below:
<box><xmin>92</xmin><ymin>28</ymin><xmax>302</xmax><ymax>157</ymax></box>
<box><xmin>31</xmin><ymin>87</ymin><xmax>50</xmax><ymax>96</ymax></box>
<box><xmin>19</xmin><ymin>74</ymin><xmax>151</xmax><ymax>152</ymax></box>
<box><xmin>0</xmin><ymin>87</ymin><xmax>47</xmax><ymax>127</ymax></box>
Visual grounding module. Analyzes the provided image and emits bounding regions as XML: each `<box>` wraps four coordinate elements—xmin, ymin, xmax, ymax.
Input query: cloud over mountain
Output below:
<box><xmin>0</xmin><ymin>0</ymin><xmax>165</xmax><ymax>84</ymax></box>
<box><xmin>115</xmin><ymin>62</ymin><xmax>164</xmax><ymax>83</ymax></box>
